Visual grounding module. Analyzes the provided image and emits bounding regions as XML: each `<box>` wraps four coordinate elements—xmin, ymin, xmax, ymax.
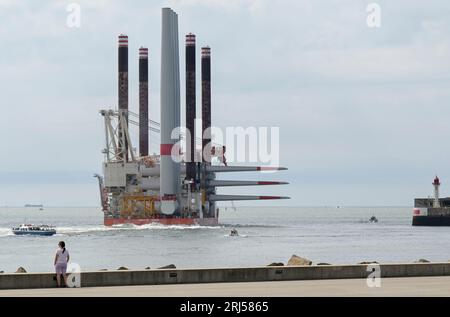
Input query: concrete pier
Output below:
<box><xmin>2</xmin><ymin>277</ymin><xmax>450</xmax><ymax>297</ymax></box>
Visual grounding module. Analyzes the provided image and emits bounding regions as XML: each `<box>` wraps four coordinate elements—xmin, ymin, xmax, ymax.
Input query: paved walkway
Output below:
<box><xmin>1</xmin><ymin>276</ymin><xmax>449</xmax><ymax>297</ymax></box>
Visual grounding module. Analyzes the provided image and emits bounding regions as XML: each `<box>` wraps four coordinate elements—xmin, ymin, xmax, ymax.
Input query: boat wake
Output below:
<box><xmin>1</xmin><ymin>223</ymin><xmax>224</xmax><ymax>237</ymax></box>
<box><xmin>224</xmin><ymin>234</ymin><xmax>248</xmax><ymax>238</ymax></box>
<box><xmin>56</xmin><ymin>223</ymin><xmax>223</xmax><ymax>235</ymax></box>
<box><xmin>115</xmin><ymin>223</ymin><xmax>223</xmax><ymax>230</ymax></box>
<box><xmin>221</xmin><ymin>223</ymin><xmax>284</xmax><ymax>229</ymax></box>
<box><xmin>0</xmin><ymin>228</ymin><xmax>13</xmax><ymax>237</ymax></box>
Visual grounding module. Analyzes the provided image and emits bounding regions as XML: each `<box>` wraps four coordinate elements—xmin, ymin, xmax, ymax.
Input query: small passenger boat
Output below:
<box><xmin>12</xmin><ymin>224</ymin><xmax>56</xmax><ymax>236</ymax></box>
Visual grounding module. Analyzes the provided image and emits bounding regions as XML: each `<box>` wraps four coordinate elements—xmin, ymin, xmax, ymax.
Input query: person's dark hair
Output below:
<box><xmin>59</xmin><ymin>241</ymin><xmax>66</xmax><ymax>254</ymax></box>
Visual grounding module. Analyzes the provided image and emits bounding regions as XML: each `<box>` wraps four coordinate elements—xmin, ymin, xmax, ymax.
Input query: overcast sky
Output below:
<box><xmin>0</xmin><ymin>0</ymin><xmax>449</xmax><ymax>206</ymax></box>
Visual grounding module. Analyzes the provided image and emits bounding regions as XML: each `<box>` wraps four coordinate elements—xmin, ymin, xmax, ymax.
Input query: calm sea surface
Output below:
<box><xmin>0</xmin><ymin>206</ymin><xmax>449</xmax><ymax>272</ymax></box>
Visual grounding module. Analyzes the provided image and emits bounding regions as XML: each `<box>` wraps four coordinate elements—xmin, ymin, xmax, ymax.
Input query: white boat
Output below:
<box><xmin>12</xmin><ymin>224</ymin><xmax>56</xmax><ymax>236</ymax></box>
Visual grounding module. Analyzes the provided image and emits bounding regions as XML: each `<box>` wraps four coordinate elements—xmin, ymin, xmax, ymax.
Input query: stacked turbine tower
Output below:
<box><xmin>160</xmin><ymin>8</ymin><xmax>181</xmax><ymax>215</ymax></box>
<box><xmin>97</xmin><ymin>8</ymin><xmax>289</xmax><ymax>226</ymax></box>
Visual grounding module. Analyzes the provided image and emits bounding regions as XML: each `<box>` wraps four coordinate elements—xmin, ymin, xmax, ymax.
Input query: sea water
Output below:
<box><xmin>0</xmin><ymin>206</ymin><xmax>449</xmax><ymax>272</ymax></box>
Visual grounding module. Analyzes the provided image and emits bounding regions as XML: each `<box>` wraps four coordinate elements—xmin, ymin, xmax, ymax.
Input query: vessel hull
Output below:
<box><xmin>104</xmin><ymin>217</ymin><xmax>219</xmax><ymax>226</ymax></box>
<box><xmin>412</xmin><ymin>216</ymin><xmax>450</xmax><ymax>226</ymax></box>
<box><xmin>13</xmin><ymin>231</ymin><xmax>56</xmax><ymax>236</ymax></box>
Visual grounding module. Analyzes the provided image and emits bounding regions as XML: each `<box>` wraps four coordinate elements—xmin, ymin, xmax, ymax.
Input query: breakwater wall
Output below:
<box><xmin>1</xmin><ymin>263</ymin><xmax>450</xmax><ymax>290</ymax></box>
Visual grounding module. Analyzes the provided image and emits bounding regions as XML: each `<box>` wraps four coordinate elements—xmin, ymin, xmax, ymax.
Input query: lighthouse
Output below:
<box><xmin>433</xmin><ymin>176</ymin><xmax>440</xmax><ymax>208</ymax></box>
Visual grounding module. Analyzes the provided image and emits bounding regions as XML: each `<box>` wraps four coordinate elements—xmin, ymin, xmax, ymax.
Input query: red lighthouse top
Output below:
<box><xmin>433</xmin><ymin>176</ymin><xmax>440</xmax><ymax>186</ymax></box>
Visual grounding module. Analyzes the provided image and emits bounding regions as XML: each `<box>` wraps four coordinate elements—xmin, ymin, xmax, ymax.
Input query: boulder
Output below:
<box><xmin>267</xmin><ymin>262</ymin><xmax>284</xmax><ymax>267</ymax></box>
<box><xmin>117</xmin><ymin>266</ymin><xmax>129</xmax><ymax>270</ymax></box>
<box><xmin>158</xmin><ymin>264</ymin><xmax>176</xmax><ymax>269</ymax></box>
<box><xmin>287</xmin><ymin>255</ymin><xmax>312</xmax><ymax>266</ymax></box>
<box><xmin>415</xmin><ymin>259</ymin><xmax>430</xmax><ymax>263</ymax></box>
<box><xmin>15</xmin><ymin>267</ymin><xmax>27</xmax><ymax>273</ymax></box>
<box><xmin>358</xmin><ymin>261</ymin><xmax>379</xmax><ymax>265</ymax></box>
<box><xmin>316</xmin><ymin>263</ymin><xmax>331</xmax><ymax>266</ymax></box>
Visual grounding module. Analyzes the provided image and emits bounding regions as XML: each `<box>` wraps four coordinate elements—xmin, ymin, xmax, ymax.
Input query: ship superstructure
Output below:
<box><xmin>96</xmin><ymin>8</ymin><xmax>289</xmax><ymax>226</ymax></box>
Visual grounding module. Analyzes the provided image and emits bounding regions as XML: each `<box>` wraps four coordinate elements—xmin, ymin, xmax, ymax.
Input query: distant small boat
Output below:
<box><xmin>12</xmin><ymin>224</ymin><xmax>56</xmax><ymax>236</ymax></box>
<box><xmin>230</xmin><ymin>229</ymin><xmax>239</xmax><ymax>236</ymax></box>
<box><xmin>369</xmin><ymin>216</ymin><xmax>378</xmax><ymax>223</ymax></box>
<box><xmin>24</xmin><ymin>204</ymin><xmax>43</xmax><ymax>208</ymax></box>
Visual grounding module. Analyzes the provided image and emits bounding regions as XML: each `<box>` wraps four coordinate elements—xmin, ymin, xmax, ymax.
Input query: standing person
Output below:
<box><xmin>54</xmin><ymin>241</ymin><xmax>70</xmax><ymax>287</ymax></box>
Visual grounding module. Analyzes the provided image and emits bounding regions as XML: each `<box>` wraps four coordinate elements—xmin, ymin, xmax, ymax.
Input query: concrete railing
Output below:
<box><xmin>1</xmin><ymin>263</ymin><xmax>450</xmax><ymax>290</ymax></box>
